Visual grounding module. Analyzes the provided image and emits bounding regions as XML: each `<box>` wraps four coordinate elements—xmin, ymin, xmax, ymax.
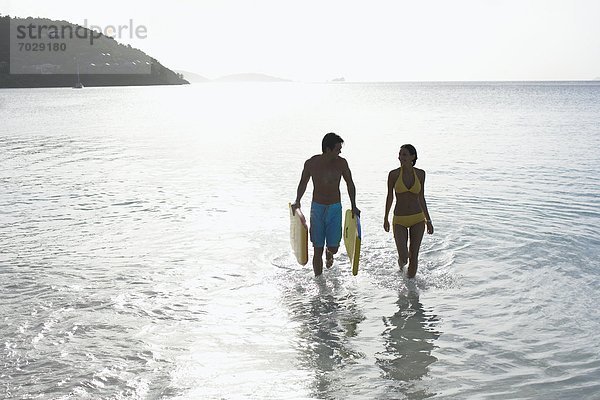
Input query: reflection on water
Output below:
<box><xmin>281</xmin><ymin>272</ymin><xmax>442</xmax><ymax>400</ymax></box>
<box><xmin>283</xmin><ymin>275</ymin><xmax>366</xmax><ymax>399</ymax></box>
<box><xmin>377</xmin><ymin>290</ymin><xmax>441</xmax><ymax>398</ymax></box>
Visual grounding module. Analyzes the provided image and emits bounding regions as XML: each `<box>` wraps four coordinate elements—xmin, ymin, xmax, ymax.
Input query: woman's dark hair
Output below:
<box><xmin>401</xmin><ymin>144</ymin><xmax>418</xmax><ymax>166</ymax></box>
<box><xmin>322</xmin><ymin>132</ymin><xmax>344</xmax><ymax>153</ymax></box>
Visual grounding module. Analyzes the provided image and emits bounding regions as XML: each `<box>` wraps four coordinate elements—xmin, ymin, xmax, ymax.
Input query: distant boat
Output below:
<box><xmin>73</xmin><ymin>60</ymin><xmax>84</xmax><ymax>89</ymax></box>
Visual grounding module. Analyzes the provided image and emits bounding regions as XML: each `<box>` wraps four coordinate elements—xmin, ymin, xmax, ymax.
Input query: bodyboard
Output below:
<box><xmin>343</xmin><ymin>209</ymin><xmax>361</xmax><ymax>275</ymax></box>
<box><xmin>289</xmin><ymin>203</ymin><xmax>309</xmax><ymax>265</ymax></box>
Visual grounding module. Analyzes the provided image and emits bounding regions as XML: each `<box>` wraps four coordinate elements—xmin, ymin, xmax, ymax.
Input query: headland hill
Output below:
<box><xmin>0</xmin><ymin>15</ymin><xmax>188</xmax><ymax>88</ymax></box>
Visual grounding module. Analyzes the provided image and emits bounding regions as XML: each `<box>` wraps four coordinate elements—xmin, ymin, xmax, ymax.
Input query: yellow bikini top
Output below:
<box><xmin>395</xmin><ymin>167</ymin><xmax>421</xmax><ymax>194</ymax></box>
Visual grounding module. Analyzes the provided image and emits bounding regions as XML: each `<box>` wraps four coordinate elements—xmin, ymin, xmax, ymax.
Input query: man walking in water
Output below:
<box><xmin>291</xmin><ymin>132</ymin><xmax>360</xmax><ymax>276</ymax></box>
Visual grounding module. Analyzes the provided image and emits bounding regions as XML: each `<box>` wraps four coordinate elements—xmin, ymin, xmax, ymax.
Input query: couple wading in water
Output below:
<box><xmin>292</xmin><ymin>133</ymin><xmax>433</xmax><ymax>278</ymax></box>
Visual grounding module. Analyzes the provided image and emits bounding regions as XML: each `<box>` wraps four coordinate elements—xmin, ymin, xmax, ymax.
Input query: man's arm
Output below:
<box><xmin>341</xmin><ymin>160</ymin><xmax>360</xmax><ymax>216</ymax></box>
<box><xmin>291</xmin><ymin>161</ymin><xmax>311</xmax><ymax>212</ymax></box>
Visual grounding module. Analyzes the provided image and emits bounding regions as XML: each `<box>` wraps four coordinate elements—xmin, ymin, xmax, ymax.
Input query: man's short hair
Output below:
<box><xmin>322</xmin><ymin>132</ymin><xmax>344</xmax><ymax>153</ymax></box>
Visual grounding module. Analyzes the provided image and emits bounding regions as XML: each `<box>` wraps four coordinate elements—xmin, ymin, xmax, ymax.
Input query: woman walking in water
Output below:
<box><xmin>383</xmin><ymin>144</ymin><xmax>434</xmax><ymax>278</ymax></box>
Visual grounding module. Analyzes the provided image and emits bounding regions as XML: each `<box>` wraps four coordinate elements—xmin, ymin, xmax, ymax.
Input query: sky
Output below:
<box><xmin>2</xmin><ymin>0</ymin><xmax>600</xmax><ymax>82</ymax></box>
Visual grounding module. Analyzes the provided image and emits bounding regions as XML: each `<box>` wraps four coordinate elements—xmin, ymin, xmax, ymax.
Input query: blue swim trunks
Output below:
<box><xmin>310</xmin><ymin>202</ymin><xmax>342</xmax><ymax>248</ymax></box>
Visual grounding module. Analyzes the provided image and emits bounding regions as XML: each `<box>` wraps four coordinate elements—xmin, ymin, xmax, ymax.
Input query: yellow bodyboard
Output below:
<box><xmin>289</xmin><ymin>203</ymin><xmax>309</xmax><ymax>265</ymax></box>
<box><xmin>343</xmin><ymin>209</ymin><xmax>361</xmax><ymax>275</ymax></box>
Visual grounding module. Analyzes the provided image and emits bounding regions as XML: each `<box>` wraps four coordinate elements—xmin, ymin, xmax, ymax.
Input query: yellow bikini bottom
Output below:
<box><xmin>393</xmin><ymin>212</ymin><xmax>426</xmax><ymax>228</ymax></box>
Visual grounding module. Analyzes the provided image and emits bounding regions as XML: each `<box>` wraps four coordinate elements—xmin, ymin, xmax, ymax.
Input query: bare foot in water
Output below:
<box><xmin>398</xmin><ymin>258</ymin><xmax>407</xmax><ymax>270</ymax></box>
<box><xmin>326</xmin><ymin>249</ymin><xmax>334</xmax><ymax>268</ymax></box>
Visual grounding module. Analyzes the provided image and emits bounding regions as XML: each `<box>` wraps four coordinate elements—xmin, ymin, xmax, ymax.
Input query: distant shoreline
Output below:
<box><xmin>2</xmin><ymin>79</ymin><xmax>599</xmax><ymax>90</ymax></box>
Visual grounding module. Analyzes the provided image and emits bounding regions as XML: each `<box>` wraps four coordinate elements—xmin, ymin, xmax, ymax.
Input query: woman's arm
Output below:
<box><xmin>383</xmin><ymin>171</ymin><xmax>395</xmax><ymax>232</ymax></box>
<box><xmin>418</xmin><ymin>170</ymin><xmax>434</xmax><ymax>234</ymax></box>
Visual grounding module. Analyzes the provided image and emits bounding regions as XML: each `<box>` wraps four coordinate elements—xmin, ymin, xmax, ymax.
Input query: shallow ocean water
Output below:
<box><xmin>1</xmin><ymin>82</ymin><xmax>600</xmax><ymax>399</ymax></box>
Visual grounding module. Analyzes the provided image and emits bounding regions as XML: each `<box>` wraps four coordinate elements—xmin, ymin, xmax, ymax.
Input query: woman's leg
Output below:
<box><xmin>393</xmin><ymin>224</ymin><xmax>409</xmax><ymax>269</ymax></box>
<box><xmin>407</xmin><ymin>221</ymin><xmax>426</xmax><ymax>278</ymax></box>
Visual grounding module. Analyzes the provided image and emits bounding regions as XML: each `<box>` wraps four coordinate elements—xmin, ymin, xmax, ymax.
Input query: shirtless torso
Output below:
<box><xmin>292</xmin><ymin>142</ymin><xmax>358</xmax><ymax>211</ymax></box>
<box><xmin>303</xmin><ymin>153</ymin><xmax>347</xmax><ymax>205</ymax></box>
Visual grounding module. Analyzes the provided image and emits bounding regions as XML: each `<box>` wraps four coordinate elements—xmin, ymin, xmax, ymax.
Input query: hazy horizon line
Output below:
<box><xmin>177</xmin><ymin>71</ymin><xmax>600</xmax><ymax>84</ymax></box>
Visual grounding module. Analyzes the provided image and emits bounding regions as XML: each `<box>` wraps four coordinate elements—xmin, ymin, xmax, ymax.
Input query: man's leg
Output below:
<box><xmin>313</xmin><ymin>247</ymin><xmax>324</xmax><ymax>276</ymax></box>
<box><xmin>325</xmin><ymin>247</ymin><xmax>338</xmax><ymax>268</ymax></box>
<box><xmin>310</xmin><ymin>202</ymin><xmax>326</xmax><ymax>276</ymax></box>
<box><xmin>324</xmin><ymin>203</ymin><xmax>342</xmax><ymax>269</ymax></box>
